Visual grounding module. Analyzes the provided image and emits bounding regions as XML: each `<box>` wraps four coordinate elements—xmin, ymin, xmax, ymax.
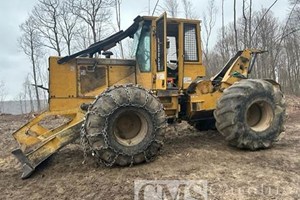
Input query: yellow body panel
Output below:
<box><xmin>108</xmin><ymin>66</ymin><xmax>135</xmax><ymax>86</ymax></box>
<box><xmin>12</xmin><ymin>108</ymin><xmax>85</xmax><ymax>178</ymax></box>
<box><xmin>155</xmin><ymin>13</ymin><xmax>167</xmax><ymax>90</ymax></box>
<box><xmin>157</xmin><ymin>91</ymin><xmax>179</xmax><ymax>117</ymax></box>
<box><xmin>49</xmin><ymin>57</ymin><xmax>77</xmax><ymax>98</ymax></box>
<box><xmin>189</xmin><ymin>91</ymin><xmax>222</xmax><ymax>112</ymax></box>
<box><xmin>220</xmin><ymin>49</ymin><xmax>251</xmax><ymax>87</ymax></box>
<box><xmin>136</xmin><ymin>71</ymin><xmax>152</xmax><ymax>89</ymax></box>
<box><xmin>49</xmin><ymin>98</ymin><xmax>93</xmax><ymax>111</ymax></box>
<box><xmin>183</xmin><ymin>63</ymin><xmax>206</xmax><ymax>89</ymax></box>
<box><xmin>187</xmin><ymin>49</ymin><xmax>258</xmax><ymax>120</ymax></box>
<box><xmin>48</xmin><ymin>57</ymin><xmax>136</xmax><ymax>111</ymax></box>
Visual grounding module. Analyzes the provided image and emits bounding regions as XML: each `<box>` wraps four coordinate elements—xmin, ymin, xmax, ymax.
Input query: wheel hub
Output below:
<box><xmin>246</xmin><ymin>101</ymin><xmax>274</xmax><ymax>132</ymax></box>
<box><xmin>113</xmin><ymin>110</ymin><xmax>148</xmax><ymax>146</ymax></box>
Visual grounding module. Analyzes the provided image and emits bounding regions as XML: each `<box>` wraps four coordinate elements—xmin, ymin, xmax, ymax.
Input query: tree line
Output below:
<box><xmin>163</xmin><ymin>0</ymin><xmax>300</xmax><ymax>96</ymax></box>
<box><xmin>208</xmin><ymin>0</ymin><xmax>300</xmax><ymax>97</ymax></box>
<box><xmin>17</xmin><ymin>0</ymin><xmax>117</xmax><ymax>113</ymax></box>
<box><xmin>6</xmin><ymin>0</ymin><xmax>299</xmax><ymax>114</ymax></box>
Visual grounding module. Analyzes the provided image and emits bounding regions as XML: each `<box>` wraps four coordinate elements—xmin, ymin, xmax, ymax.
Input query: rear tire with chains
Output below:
<box><xmin>83</xmin><ymin>84</ymin><xmax>166</xmax><ymax>166</ymax></box>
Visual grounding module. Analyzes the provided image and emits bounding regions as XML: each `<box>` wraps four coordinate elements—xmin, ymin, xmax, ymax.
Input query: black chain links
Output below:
<box><xmin>80</xmin><ymin>84</ymin><xmax>166</xmax><ymax>167</ymax></box>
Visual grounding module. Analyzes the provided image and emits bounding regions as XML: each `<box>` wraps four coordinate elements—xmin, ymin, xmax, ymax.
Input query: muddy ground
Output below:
<box><xmin>0</xmin><ymin>96</ymin><xmax>299</xmax><ymax>200</ymax></box>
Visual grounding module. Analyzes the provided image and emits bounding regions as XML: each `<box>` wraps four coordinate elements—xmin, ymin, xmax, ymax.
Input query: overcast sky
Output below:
<box><xmin>0</xmin><ymin>0</ymin><xmax>290</xmax><ymax>100</ymax></box>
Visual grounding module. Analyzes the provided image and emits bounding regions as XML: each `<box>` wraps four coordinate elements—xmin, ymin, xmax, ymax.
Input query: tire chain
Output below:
<box><xmin>80</xmin><ymin>84</ymin><xmax>166</xmax><ymax>167</ymax></box>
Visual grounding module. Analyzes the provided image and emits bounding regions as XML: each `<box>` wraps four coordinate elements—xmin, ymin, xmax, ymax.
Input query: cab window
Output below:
<box><xmin>136</xmin><ymin>22</ymin><xmax>151</xmax><ymax>72</ymax></box>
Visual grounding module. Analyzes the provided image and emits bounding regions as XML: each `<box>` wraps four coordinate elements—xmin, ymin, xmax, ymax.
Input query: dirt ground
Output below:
<box><xmin>0</xmin><ymin>96</ymin><xmax>299</xmax><ymax>200</ymax></box>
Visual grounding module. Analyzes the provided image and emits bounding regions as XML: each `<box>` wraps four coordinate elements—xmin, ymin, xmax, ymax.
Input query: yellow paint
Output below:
<box><xmin>183</xmin><ymin>64</ymin><xmax>205</xmax><ymax>89</ymax></box>
<box><xmin>49</xmin><ymin>57</ymin><xmax>77</xmax><ymax>98</ymax></box>
<box><xmin>177</xmin><ymin>22</ymin><xmax>184</xmax><ymax>89</ymax></box>
<box><xmin>220</xmin><ymin>49</ymin><xmax>252</xmax><ymax>87</ymax></box>
<box><xmin>190</xmin><ymin>91</ymin><xmax>222</xmax><ymax>110</ymax></box>
<box><xmin>180</xmin><ymin>21</ymin><xmax>205</xmax><ymax>89</ymax></box>
<box><xmin>108</xmin><ymin>66</ymin><xmax>135</xmax><ymax>86</ymax></box>
<box><xmin>155</xmin><ymin>12</ymin><xmax>167</xmax><ymax>90</ymax></box>
<box><xmin>136</xmin><ymin>72</ymin><xmax>152</xmax><ymax>89</ymax></box>
<box><xmin>49</xmin><ymin>98</ymin><xmax>93</xmax><ymax>111</ymax></box>
<box><xmin>12</xmin><ymin>109</ymin><xmax>84</xmax><ymax>152</ymax></box>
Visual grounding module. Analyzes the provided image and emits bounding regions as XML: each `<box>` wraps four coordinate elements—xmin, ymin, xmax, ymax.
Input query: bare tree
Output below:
<box><xmin>16</xmin><ymin>92</ymin><xmax>26</xmax><ymax>114</ymax></box>
<box><xmin>32</xmin><ymin>0</ymin><xmax>62</xmax><ymax>56</ymax></box>
<box><xmin>36</xmin><ymin>61</ymin><xmax>48</xmax><ymax>108</ymax></box>
<box><xmin>148</xmin><ymin>0</ymin><xmax>151</xmax><ymax>15</ymax></box>
<box><xmin>242</xmin><ymin>0</ymin><xmax>248</xmax><ymax>49</ymax></box>
<box><xmin>19</xmin><ymin>16</ymin><xmax>42</xmax><ymax>111</ymax></box>
<box><xmin>70</xmin><ymin>0</ymin><xmax>113</xmax><ymax>44</ymax></box>
<box><xmin>73</xmin><ymin>24</ymin><xmax>91</xmax><ymax>50</ymax></box>
<box><xmin>205</xmin><ymin>0</ymin><xmax>300</xmax><ymax>96</ymax></box>
<box><xmin>114</xmin><ymin>0</ymin><xmax>124</xmax><ymax>58</ymax></box>
<box><xmin>59</xmin><ymin>1</ymin><xmax>78</xmax><ymax>55</ymax></box>
<box><xmin>239</xmin><ymin>0</ymin><xmax>253</xmax><ymax>48</ymax></box>
<box><xmin>276</xmin><ymin>0</ymin><xmax>300</xmax><ymax>94</ymax></box>
<box><xmin>221</xmin><ymin>0</ymin><xmax>226</xmax><ymax>64</ymax></box>
<box><xmin>152</xmin><ymin>0</ymin><xmax>160</xmax><ymax>16</ymax></box>
<box><xmin>163</xmin><ymin>0</ymin><xmax>179</xmax><ymax>17</ymax></box>
<box><xmin>181</xmin><ymin>0</ymin><xmax>198</xmax><ymax>19</ymax></box>
<box><xmin>253</xmin><ymin>10</ymin><xmax>280</xmax><ymax>80</ymax></box>
<box><xmin>211</xmin><ymin>24</ymin><xmax>236</xmax><ymax>75</ymax></box>
<box><xmin>251</xmin><ymin>0</ymin><xmax>279</xmax><ymax>39</ymax></box>
<box><xmin>233</xmin><ymin>0</ymin><xmax>238</xmax><ymax>51</ymax></box>
<box><xmin>248</xmin><ymin>0</ymin><xmax>253</xmax><ymax>47</ymax></box>
<box><xmin>202</xmin><ymin>0</ymin><xmax>218</xmax><ymax>68</ymax></box>
<box><xmin>123</xmin><ymin>39</ymin><xmax>136</xmax><ymax>59</ymax></box>
<box><xmin>282</xmin><ymin>32</ymin><xmax>300</xmax><ymax>94</ymax></box>
<box><xmin>24</xmin><ymin>75</ymin><xmax>35</xmax><ymax>112</ymax></box>
<box><xmin>221</xmin><ymin>0</ymin><xmax>225</xmax><ymax>39</ymax></box>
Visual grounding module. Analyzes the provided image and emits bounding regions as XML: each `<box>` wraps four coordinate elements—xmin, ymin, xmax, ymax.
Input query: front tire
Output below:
<box><xmin>82</xmin><ymin>84</ymin><xmax>166</xmax><ymax>166</ymax></box>
<box><xmin>214</xmin><ymin>79</ymin><xmax>285</xmax><ymax>150</ymax></box>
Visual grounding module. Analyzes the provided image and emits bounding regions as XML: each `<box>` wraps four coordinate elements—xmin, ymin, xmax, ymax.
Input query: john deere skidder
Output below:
<box><xmin>12</xmin><ymin>13</ymin><xmax>285</xmax><ymax>178</ymax></box>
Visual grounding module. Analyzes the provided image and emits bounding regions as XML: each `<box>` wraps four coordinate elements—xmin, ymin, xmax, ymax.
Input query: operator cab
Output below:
<box><xmin>134</xmin><ymin>13</ymin><xmax>205</xmax><ymax>91</ymax></box>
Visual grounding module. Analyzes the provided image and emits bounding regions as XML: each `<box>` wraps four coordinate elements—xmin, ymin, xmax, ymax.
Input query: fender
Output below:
<box><xmin>264</xmin><ymin>79</ymin><xmax>282</xmax><ymax>90</ymax></box>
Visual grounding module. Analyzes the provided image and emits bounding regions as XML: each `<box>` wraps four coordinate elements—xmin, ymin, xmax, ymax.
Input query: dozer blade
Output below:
<box><xmin>11</xmin><ymin>109</ymin><xmax>84</xmax><ymax>179</ymax></box>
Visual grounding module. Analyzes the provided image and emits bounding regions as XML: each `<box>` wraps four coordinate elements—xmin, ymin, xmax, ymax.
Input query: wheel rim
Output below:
<box><xmin>246</xmin><ymin>101</ymin><xmax>274</xmax><ymax>132</ymax></box>
<box><xmin>113</xmin><ymin>110</ymin><xmax>148</xmax><ymax>146</ymax></box>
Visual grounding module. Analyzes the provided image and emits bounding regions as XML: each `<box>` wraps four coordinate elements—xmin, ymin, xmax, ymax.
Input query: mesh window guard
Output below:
<box><xmin>184</xmin><ymin>24</ymin><xmax>198</xmax><ymax>62</ymax></box>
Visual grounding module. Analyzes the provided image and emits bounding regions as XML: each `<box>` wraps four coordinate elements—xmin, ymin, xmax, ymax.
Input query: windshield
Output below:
<box><xmin>135</xmin><ymin>21</ymin><xmax>151</xmax><ymax>72</ymax></box>
<box><xmin>132</xmin><ymin>23</ymin><xmax>143</xmax><ymax>56</ymax></box>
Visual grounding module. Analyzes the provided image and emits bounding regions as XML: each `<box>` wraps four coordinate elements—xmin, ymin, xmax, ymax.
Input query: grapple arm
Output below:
<box><xmin>11</xmin><ymin>109</ymin><xmax>84</xmax><ymax>179</ymax></box>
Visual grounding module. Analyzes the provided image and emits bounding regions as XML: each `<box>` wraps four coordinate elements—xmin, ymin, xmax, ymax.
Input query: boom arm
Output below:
<box><xmin>211</xmin><ymin>49</ymin><xmax>267</xmax><ymax>87</ymax></box>
<box><xmin>57</xmin><ymin>16</ymin><xmax>142</xmax><ymax>64</ymax></box>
